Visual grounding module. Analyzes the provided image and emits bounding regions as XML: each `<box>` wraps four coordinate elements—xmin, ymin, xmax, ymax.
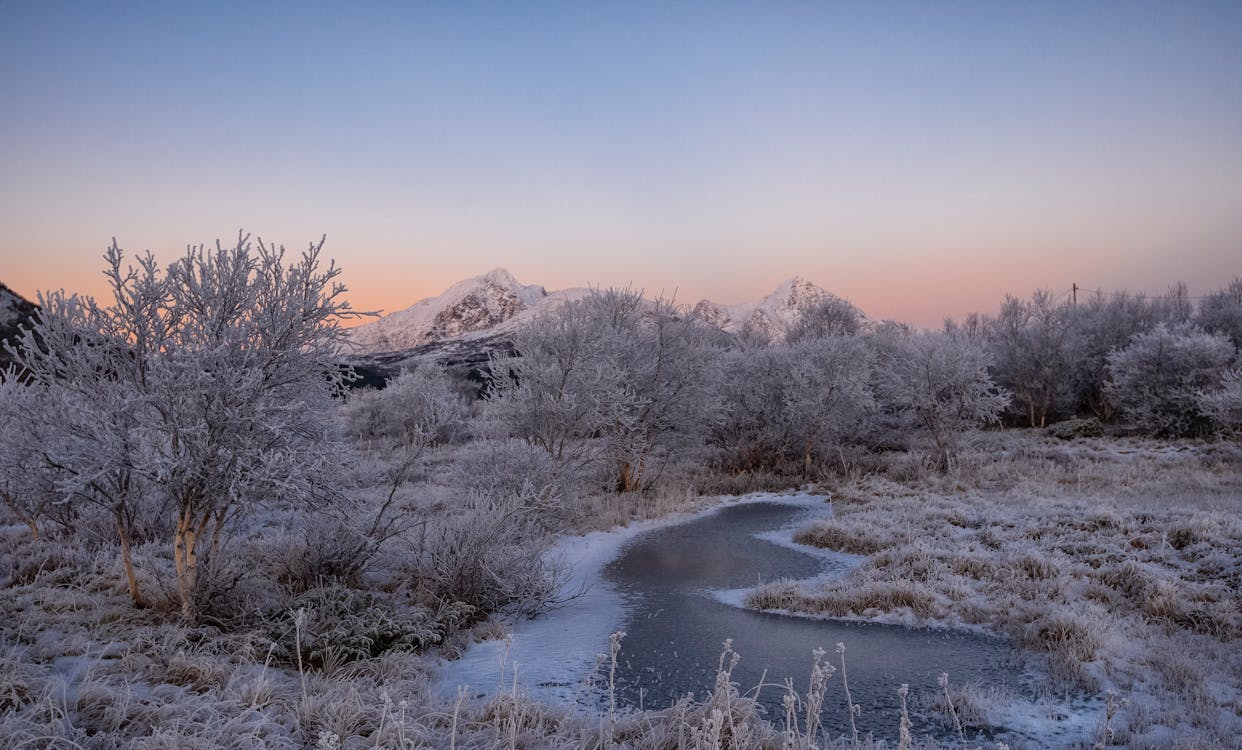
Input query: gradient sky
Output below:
<box><xmin>2</xmin><ymin>1</ymin><xmax>1240</xmax><ymax>326</ymax></box>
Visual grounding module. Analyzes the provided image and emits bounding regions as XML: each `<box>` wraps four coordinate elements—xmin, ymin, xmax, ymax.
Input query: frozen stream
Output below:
<box><xmin>436</xmin><ymin>494</ymin><xmax>1096</xmax><ymax>744</ymax></box>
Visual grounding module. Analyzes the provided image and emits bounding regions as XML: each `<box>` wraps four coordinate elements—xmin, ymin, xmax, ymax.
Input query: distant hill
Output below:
<box><xmin>0</xmin><ymin>283</ymin><xmax>38</xmax><ymax>375</ymax></box>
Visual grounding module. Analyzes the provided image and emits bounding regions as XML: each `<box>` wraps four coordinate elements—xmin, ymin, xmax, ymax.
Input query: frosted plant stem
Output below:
<box><xmin>939</xmin><ymin>672</ymin><xmax>966</xmax><ymax>746</ymax></box>
<box><xmin>498</xmin><ymin>633</ymin><xmax>513</xmax><ymax>691</ymax></box>
<box><xmin>1093</xmin><ymin>690</ymin><xmax>1125</xmax><ymax>750</ymax></box>
<box><xmin>374</xmin><ymin>691</ymin><xmax>389</xmax><ymax>748</ymax></box>
<box><xmin>294</xmin><ymin>608</ymin><xmax>308</xmax><ymax>705</ymax></box>
<box><xmin>837</xmin><ymin>643</ymin><xmax>859</xmax><ymax>749</ymax></box>
<box><xmin>897</xmin><ymin>684</ymin><xmax>913</xmax><ymax>750</ymax></box>
<box><xmin>781</xmin><ymin>679</ymin><xmax>797</xmax><ymax>748</ymax></box>
<box><xmin>509</xmin><ymin>661</ymin><xmax>519</xmax><ymax>750</ymax></box>
<box><xmin>450</xmin><ymin>686</ymin><xmax>465</xmax><ymax>750</ymax></box>
<box><xmin>607</xmin><ymin>631</ymin><xmax>626</xmax><ymax>746</ymax></box>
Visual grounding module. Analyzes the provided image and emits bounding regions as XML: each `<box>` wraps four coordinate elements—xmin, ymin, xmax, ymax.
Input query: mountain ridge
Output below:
<box><xmin>347</xmin><ymin>270</ymin><xmax>854</xmax><ymax>356</ymax></box>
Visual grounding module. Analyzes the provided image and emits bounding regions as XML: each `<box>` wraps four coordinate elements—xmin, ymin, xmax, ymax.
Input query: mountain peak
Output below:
<box><xmin>766</xmin><ymin>276</ymin><xmax>828</xmax><ymax>307</ymax></box>
<box><xmin>349</xmin><ymin>268</ymin><xmax>549</xmax><ymax>352</ymax></box>
<box><xmin>690</xmin><ymin>276</ymin><xmax>835</xmax><ymax>343</ymax></box>
<box><xmin>475</xmin><ymin>267</ymin><xmax>521</xmax><ymax>286</ymax></box>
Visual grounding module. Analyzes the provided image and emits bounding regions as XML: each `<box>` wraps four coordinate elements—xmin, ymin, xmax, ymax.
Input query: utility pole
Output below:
<box><xmin>1072</xmin><ymin>283</ymin><xmax>1078</xmax><ymax>306</ymax></box>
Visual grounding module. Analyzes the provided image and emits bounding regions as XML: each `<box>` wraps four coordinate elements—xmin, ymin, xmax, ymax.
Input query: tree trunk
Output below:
<box><xmin>174</xmin><ymin>510</ymin><xmax>199</xmax><ymax>620</ymax></box>
<box><xmin>207</xmin><ymin>504</ymin><xmax>230</xmax><ymax>581</ymax></box>
<box><xmin>2</xmin><ymin>490</ymin><xmax>40</xmax><ymax>540</ymax></box>
<box><xmin>616</xmin><ymin>462</ymin><xmax>634</xmax><ymax>493</ymax></box>
<box><xmin>116</xmin><ymin>519</ymin><xmax>146</xmax><ymax>608</ymax></box>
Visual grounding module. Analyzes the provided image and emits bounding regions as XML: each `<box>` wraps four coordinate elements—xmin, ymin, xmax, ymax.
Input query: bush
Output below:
<box><xmin>1106</xmin><ymin>324</ymin><xmax>1234</xmax><ymax>437</ymax></box>
<box><xmin>1047</xmin><ymin>417</ymin><xmax>1104</xmax><ymax>440</ymax></box>
<box><xmin>342</xmin><ymin>364</ymin><xmax>469</xmax><ymax>449</ymax></box>
<box><xmin>404</xmin><ymin>491</ymin><xmax>565</xmax><ymax>619</ymax></box>
<box><xmin>268</xmin><ymin>584</ymin><xmax>470</xmax><ymax>671</ymax></box>
<box><xmin>1199</xmin><ymin>368</ymin><xmax>1242</xmax><ymax>438</ymax></box>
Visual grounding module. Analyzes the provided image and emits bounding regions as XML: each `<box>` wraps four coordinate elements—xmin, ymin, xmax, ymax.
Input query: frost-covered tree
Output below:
<box><xmin>604</xmin><ymin>295</ymin><xmax>723</xmax><ymax>491</ymax></box>
<box><xmin>1199</xmin><ymin>368</ymin><xmax>1242</xmax><ymax>438</ymax></box>
<box><xmin>712</xmin><ymin>337</ymin><xmax>875</xmax><ymax>475</ymax></box>
<box><xmin>1196</xmin><ymin>277</ymin><xmax>1242</xmax><ymax>351</ymax></box>
<box><xmin>7</xmin><ymin>235</ymin><xmax>362</xmax><ymax>618</ymax></box>
<box><xmin>486</xmin><ymin>295</ymin><xmax>623</xmax><ymax>469</ymax></box>
<box><xmin>988</xmin><ymin>290</ymin><xmax>1074</xmax><ymax>427</ymax></box>
<box><xmin>489</xmin><ymin>288</ymin><xmax>721</xmax><ymax>492</ymax></box>
<box><xmin>1064</xmin><ymin>291</ymin><xmax>1169</xmax><ymax>421</ymax></box>
<box><xmin>786</xmin><ymin>297</ymin><xmax>863</xmax><ymax>343</ymax></box>
<box><xmin>873</xmin><ymin>331</ymin><xmax>1008</xmax><ymax>471</ymax></box>
<box><xmin>344</xmin><ymin>364</ymin><xmax>469</xmax><ymax>450</ymax></box>
<box><xmin>5</xmin><ymin>284</ymin><xmax>166</xmax><ymax>605</ymax></box>
<box><xmin>1105</xmin><ymin>324</ymin><xmax>1234</xmax><ymax>437</ymax></box>
<box><xmin>0</xmin><ymin>378</ymin><xmax>59</xmax><ymax>540</ymax></box>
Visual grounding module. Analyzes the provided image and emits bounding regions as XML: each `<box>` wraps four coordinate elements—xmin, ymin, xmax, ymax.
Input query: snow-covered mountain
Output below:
<box><xmin>348</xmin><ymin>271</ymin><xmax>850</xmax><ymax>355</ymax></box>
<box><xmin>692</xmin><ymin>276</ymin><xmax>842</xmax><ymax>342</ymax></box>
<box><xmin>347</xmin><ymin>268</ymin><xmax>588</xmax><ymax>354</ymax></box>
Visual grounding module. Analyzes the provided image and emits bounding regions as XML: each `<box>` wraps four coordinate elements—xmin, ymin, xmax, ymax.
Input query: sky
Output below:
<box><xmin>1</xmin><ymin>1</ymin><xmax>1240</xmax><ymax>327</ymax></box>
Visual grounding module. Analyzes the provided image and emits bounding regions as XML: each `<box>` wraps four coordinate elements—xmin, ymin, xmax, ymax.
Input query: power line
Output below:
<box><xmin>1070</xmin><ymin>283</ymin><xmax>1218</xmax><ymax>302</ymax></box>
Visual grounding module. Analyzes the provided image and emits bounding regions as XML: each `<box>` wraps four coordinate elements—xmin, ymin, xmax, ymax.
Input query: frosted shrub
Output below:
<box><xmin>342</xmin><ymin>363</ymin><xmax>469</xmax><ymax>449</ymax></box>
<box><xmin>1046</xmin><ymin>417</ymin><xmax>1104</xmax><ymax>440</ymax></box>
<box><xmin>785</xmin><ymin>296</ymin><xmax>864</xmax><ymax>342</ymax></box>
<box><xmin>488</xmin><ymin>288</ymin><xmax>722</xmax><ymax>493</ymax></box>
<box><xmin>872</xmin><ymin>331</ymin><xmax>1008</xmax><ymax>471</ymax></box>
<box><xmin>0</xmin><ymin>379</ymin><xmax>60</xmax><ymax>540</ymax></box>
<box><xmin>1063</xmin><ymin>290</ymin><xmax>1181</xmax><ymax>421</ymax></box>
<box><xmin>711</xmin><ymin>336</ymin><xmax>875</xmax><ymax>477</ymax></box>
<box><xmin>405</xmin><ymin>491</ymin><xmax>563</xmax><ymax>618</ymax></box>
<box><xmin>451</xmin><ymin>438</ymin><xmax>569</xmax><ymax>524</ymax></box>
<box><xmin>268</xmin><ymin>515</ymin><xmax>374</xmax><ymax>594</ymax></box>
<box><xmin>269</xmin><ymin>584</ymin><xmax>463</xmax><ymax>671</ymax></box>
<box><xmin>1106</xmin><ymin>323</ymin><xmax>1235</xmax><ymax>437</ymax></box>
<box><xmin>1195</xmin><ymin>277</ymin><xmax>1242</xmax><ymax>350</ymax></box>
<box><xmin>1198</xmin><ymin>368</ymin><xmax>1242</xmax><ymax>438</ymax></box>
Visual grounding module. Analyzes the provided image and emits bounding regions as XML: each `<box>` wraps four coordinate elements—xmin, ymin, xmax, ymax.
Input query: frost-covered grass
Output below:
<box><xmin>0</xmin><ymin>432</ymin><xmax>957</xmax><ymax>750</ymax></box>
<box><xmin>747</xmin><ymin>431</ymin><xmax>1242</xmax><ymax>748</ymax></box>
<box><xmin>0</xmin><ymin>535</ymin><xmax>967</xmax><ymax>749</ymax></box>
<box><xmin>3</xmin><ymin>428</ymin><xmax>1238</xmax><ymax>747</ymax></box>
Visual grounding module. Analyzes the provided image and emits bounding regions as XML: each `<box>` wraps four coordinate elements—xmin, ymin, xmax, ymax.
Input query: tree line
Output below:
<box><xmin>1</xmin><ymin>238</ymin><xmax>1239</xmax><ymax>628</ymax></box>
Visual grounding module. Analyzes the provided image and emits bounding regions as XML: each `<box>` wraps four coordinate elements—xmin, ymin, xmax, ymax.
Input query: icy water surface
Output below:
<box><xmin>603</xmin><ymin>501</ymin><xmax>1019</xmax><ymax>738</ymax></box>
<box><xmin>437</xmin><ymin>495</ymin><xmax>1095</xmax><ymax>745</ymax></box>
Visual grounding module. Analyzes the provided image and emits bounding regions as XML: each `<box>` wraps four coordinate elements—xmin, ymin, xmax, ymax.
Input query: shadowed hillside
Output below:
<box><xmin>0</xmin><ymin>283</ymin><xmax>37</xmax><ymax>374</ymax></box>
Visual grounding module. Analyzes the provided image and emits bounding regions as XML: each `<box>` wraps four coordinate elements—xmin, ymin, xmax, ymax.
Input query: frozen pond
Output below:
<box><xmin>437</xmin><ymin>494</ymin><xmax>1094</xmax><ymax>744</ymax></box>
<box><xmin>604</xmin><ymin>500</ymin><xmax>1019</xmax><ymax>738</ymax></box>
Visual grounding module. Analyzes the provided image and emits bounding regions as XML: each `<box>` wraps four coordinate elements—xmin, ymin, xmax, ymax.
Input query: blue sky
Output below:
<box><xmin>2</xmin><ymin>1</ymin><xmax>1240</xmax><ymax>324</ymax></box>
